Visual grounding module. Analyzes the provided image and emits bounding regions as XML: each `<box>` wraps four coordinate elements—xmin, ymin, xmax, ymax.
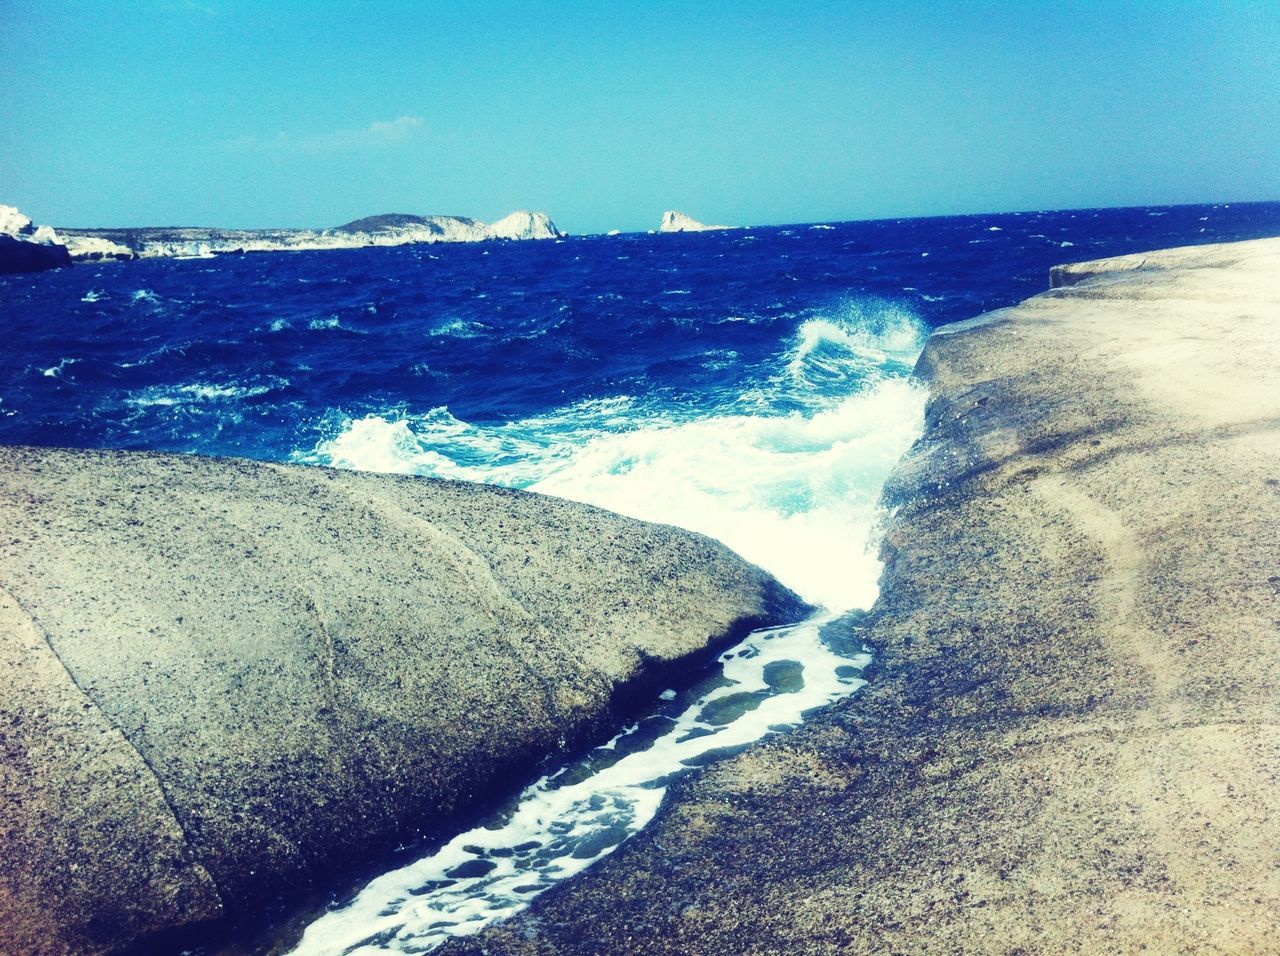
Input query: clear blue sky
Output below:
<box><xmin>2</xmin><ymin>0</ymin><xmax>1277</xmax><ymax>233</ymax></box>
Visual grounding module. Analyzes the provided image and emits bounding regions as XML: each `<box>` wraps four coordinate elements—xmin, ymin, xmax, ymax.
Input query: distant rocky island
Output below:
<box><xmin>2</xmin><ymin>202</ymin><xmax>746</xmax><ymax>275</ymax></box>
<box><xmin>0</xmin><ymin>203</ymin><xmax>562</xmax><ymax>272</ymax></box>
<box><xmin>659</xmin><ymin>209</ymin><xmax>730</xmax><ymax>232</ymax></box>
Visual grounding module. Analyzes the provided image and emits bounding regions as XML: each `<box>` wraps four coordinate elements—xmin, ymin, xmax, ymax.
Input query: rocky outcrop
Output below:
<box><xmin>659</xmin><ymin>210</ymin><xmax>729</xmax><ymax>233</ymax></box>
<box><xmin>332</xmin><ymin>213</ymin><xmax>490</xmax><ymax>244</ymax></box>
<box><xmin>0</xmin><ymin>204</ymin><xmax>71</xmax><ymax>274</ymax></box>
<box><xmin>58</xmin><ymin>210</ymin><xmax>563</xmax><ymax>261</ymax></box>
<box><xmin>441</xmin><ymin>237</ymin><xmax>1280</xmax><ymax>954</ymax></box>
<box><xmin>60</xmin><ymin>234</ymin><xmax>137</xmax><ymax>261</ymax></box>
<box><xmin>486</xmin><ymin>210</ymin><xmax>562</xmax><ymax>240</ymax></box>
<box><xmin>0</xmin><ymin>447</ymin><xmax>805</xmax><ymax>954</ymax></box>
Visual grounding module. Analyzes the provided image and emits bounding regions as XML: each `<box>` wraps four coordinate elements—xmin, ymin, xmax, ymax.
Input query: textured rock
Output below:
<box><xmin>487</xmin><ymin>210</ymin><xmax>562</xmax><ymax>240</ymax></box>
<box><xmin>659</xmin><ymin>210</ymin><xmax>729</xmax><ymax>233</ymax></box>
<box><xmin>0</xmin><ymin>447</ymin><xmax>804</xmax><ymax>954</ymax></box>
<box><xmin>442</xmin><ymin>236</ymin><xmax>1280</xmax><ymax>955</ymax></box>
<box><xmin>58</xmin><ymin>210</ymin><xmax>562</xmax><ymax>260</ymax></box>
<box><xmin>0</xmin><ymin>203</ymin><xmax>71</xmax><ymax>274</ymax></box>
<box><xmin>61</xmin><ymin>234</ymin><xmax>137</xmax><ymax>262</ymax></box>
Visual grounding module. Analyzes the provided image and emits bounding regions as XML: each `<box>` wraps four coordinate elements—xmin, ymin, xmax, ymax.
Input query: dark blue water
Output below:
<box><xmin>3</xmin><ymin>202</ymin><xmax>1276</xmax><ymax>464</ymax></box>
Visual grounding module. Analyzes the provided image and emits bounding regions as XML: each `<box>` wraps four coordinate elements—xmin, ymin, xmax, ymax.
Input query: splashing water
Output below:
<box><xmin>290</xmin><ymin>308</ymin><xmax>928</xmax><ymax>953</ymax></box>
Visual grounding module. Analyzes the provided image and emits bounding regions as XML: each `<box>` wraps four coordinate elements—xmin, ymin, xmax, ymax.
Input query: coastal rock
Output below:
<box><xmin>58</xmin><ymin>210</ymin><xmax>563</xmax><ymax>261</ymax></box>
<box><xmin>61</xmin><ymin>234</ymin><xmax>137</xmax><ymax>262</ymax></box>
<box><xmin>333</xmin><ymin>213</ymin><xmax>490</xmax><ymax>245</ymax></box>
<box><xmin>0</xmin><ymin>203</ymin><xmax>71</xmax><ymax>274</ymax></box>
<box><xmin>0</xmin><ymin>447</ymin><xmax>806</xmax><ymax>954</ymax></box>
<box><xmin>441</xmin><ymin>237</ymin><xmax>1280</xmax><ymax>954</ymax></box>
<box><xmin>659</xmin><ymin>210</ymin><xmax>729</xmax><ymax>232</ymax></box>
<box><xmin>486</xmin><ymin>210</ymin><xmax>563</xmax><ymax>240</ymax></box>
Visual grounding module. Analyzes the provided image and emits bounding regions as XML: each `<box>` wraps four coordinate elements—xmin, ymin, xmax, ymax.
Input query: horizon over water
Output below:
<box><xmin>3</xmin><ymin>201</ymin><xmax>1279</xmax><ymax>952</ymax></box>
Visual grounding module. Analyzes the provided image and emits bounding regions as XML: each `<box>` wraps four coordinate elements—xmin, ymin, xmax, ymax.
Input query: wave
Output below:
<box><xmin>783</xmin><ymin>300</ymin><xmax>924</xmax><ymax>394</ymax></box>
<box><xmin>126</xmin><ymin>380</ymin><xmax>281</xmax><ymax>407</ymax></box>
<box><xmin>305</xmin><ymin>350</ymin><xmax>926</xmax><ymax>611</ymax></box>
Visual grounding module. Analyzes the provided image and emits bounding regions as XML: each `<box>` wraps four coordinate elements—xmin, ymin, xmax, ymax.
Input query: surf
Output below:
<box><xmin>290</xmin><ymin>301</ymin><xmax>928</xmax><ymax>953</ymax></box>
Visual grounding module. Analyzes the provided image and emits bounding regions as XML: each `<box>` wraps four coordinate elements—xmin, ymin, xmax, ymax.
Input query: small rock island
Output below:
<box><xmin>659</xmin><ymin>210</ymin><xmax>730</xmax><ymax>232</ymax></box>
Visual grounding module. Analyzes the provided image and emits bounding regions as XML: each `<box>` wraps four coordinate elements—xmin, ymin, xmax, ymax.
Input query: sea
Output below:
<box><xmin>2</xmin><ymin>201</ymin><xmax>1277</xmax><ymax>953</ymax></box>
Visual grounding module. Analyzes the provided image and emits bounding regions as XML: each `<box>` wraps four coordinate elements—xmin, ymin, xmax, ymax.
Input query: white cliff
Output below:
<box><xmin>659</xmin><ymin>210</ymin><xmax>730</xmax><ymax>233</ymax></box>
<box><xmin>486</xmin><ymin>210</ymin><xmax>562</xmax><ymax>240</ymax></box>
<box><xmin>57</xmin><ymin>210</ymin><xmax>564</xmax><ymax>262</ymax></box>
<box><xmin>0</xmin><ymin>204</ymin><xmax>71</xmax><ymax>274</ymax></box>
<box><xmin>61</xmin><ymin>235</ymin><xmax>137</xmax><ymax>261</ymax></box>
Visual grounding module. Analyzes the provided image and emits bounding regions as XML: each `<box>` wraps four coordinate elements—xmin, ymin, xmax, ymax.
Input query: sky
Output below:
<box><xmin>1</xmin><ymin>0</ymin><xmax>1277</xmax><ymax>234</ymax></box>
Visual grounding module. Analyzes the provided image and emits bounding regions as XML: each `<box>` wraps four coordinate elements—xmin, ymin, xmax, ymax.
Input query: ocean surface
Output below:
<box><xmin>2</xmin><ymin>201</ymin><xmax>1277</xmax><ymax>952</ymax></box>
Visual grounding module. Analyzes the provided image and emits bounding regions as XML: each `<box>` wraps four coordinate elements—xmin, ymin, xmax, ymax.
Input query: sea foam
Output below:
<box><xmin>308</xmin><ymin>306</ymin><xmax>927</xmax><ymax>610</ymax></box>
<box><xmin>290</xmin><ymin>305</ymin><xmax>928</xmax><ymax>953</ymax></box>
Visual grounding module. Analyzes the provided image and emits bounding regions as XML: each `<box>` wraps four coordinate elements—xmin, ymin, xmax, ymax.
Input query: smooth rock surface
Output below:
<box><xmin>442</xmin><ymin>237</ymin><xmax>1280</xmax><ymax>954</ymax></box>
<box><xmin>0</xmin><ymin>447</ymin><xmax>804</xmax><ymax>954</ymax></box>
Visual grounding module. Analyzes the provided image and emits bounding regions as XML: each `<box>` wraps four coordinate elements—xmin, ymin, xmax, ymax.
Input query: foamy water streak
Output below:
<box><xmin>291</xmin><ymin>305</ymin><xmax>928</xmax><ymax>953</ymax></box>
<box><xmin>291</xmin><ymin>617</ymin><xmax>870</xmax><ymax>956</ymax></box>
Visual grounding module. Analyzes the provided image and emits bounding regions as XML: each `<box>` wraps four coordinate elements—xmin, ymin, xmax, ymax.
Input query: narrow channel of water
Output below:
<box><xmin>290</xmin><ymin>344</ymin><xmax>928</xmax><ymax>953</ymax></box>
<box><xmin>291</xmin><ymin>611</ymin><xmax>870</xmax><ymax>955</ymax></box>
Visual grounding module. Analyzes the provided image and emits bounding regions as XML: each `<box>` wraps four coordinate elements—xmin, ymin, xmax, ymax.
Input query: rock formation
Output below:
<box><xmin>486</xmin><ymin>210</ymin><xmax>562</xmax><ymax>240</ymax></box>
<box><xmin>0</xmin><ymin>204</ymin><xmax>71</xmax><ymax>274</ymax></box>
<box><xmin>56</xmin><ymin>210</ymin><xmax>563</xmax><ymax>262</ymax></box>
<box><xmin>60</xmin><ymin>234</ymin><xmax>137</xmax><ymax>261</ymax></box>
<box><xmin>659</xmin><ymin>210</ymin><xmax>729</xmax><ymax>233</ymax></box>
<box><xmin>0</xmin><ymin>447</ymin><xmax>805</xmax><ymax>954</ymax></box>
<box><xmin>441</xmin><ymin>237</ymin><xmax>1280</xmax><ymax>954</ymax></box>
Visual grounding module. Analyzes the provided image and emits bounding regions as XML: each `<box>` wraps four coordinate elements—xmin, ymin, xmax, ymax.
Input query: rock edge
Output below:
<box><xmin>0</xmin><ymin>446</ymin><xmax>806</xmax><ymax>954</ymax></box>
<box><xmin>441</xmin><ymin>236</ymin><xmax>1280</xmax><ymax>954</ymax></box>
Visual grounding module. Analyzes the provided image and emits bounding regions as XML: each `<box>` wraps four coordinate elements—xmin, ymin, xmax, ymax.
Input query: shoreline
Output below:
<box><xmin>440</xmin><ymin>236</ymin><xmax>1280</xmax><ymax>953</ymax></box>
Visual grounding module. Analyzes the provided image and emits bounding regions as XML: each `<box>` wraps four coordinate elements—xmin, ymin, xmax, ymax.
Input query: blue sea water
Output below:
<box><xmin>2</xmin><ymin>202</ymin><xmax>1277</xmax><ymax>952</ymax></box>
<box><xmin>3</xmin><ymin>202</ymin><xmax>1276</xmax><ymax>606</ymax></box>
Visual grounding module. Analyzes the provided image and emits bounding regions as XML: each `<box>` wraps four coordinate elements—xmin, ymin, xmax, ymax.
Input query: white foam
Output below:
<box><xmin>290</xmin><ymin>616</ymin><xmax>868</xmax><ymax>956</ymax></box>
<box><xmin>126</xmin><ymin>381</ymin><xmax>278</xmax><ymax>407</ymax></box>
<box><xmin>291</xmin><ymin>301</ymin><xmax>930</xmax><ymax>952</ymax></box>
<box><xmin>42</xmin><ymin>358</ymin><xmax>78</xmax><ymax>379</ymax></box>
<box><xmin>528</xmin><ymin>378</ymin><xmax>925</xmax><ymax>611</ymax></box>
<box><xmin>308</xmin><ymin>309</ymin><xmax>927</xmax><ymax>611</ymax></box>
